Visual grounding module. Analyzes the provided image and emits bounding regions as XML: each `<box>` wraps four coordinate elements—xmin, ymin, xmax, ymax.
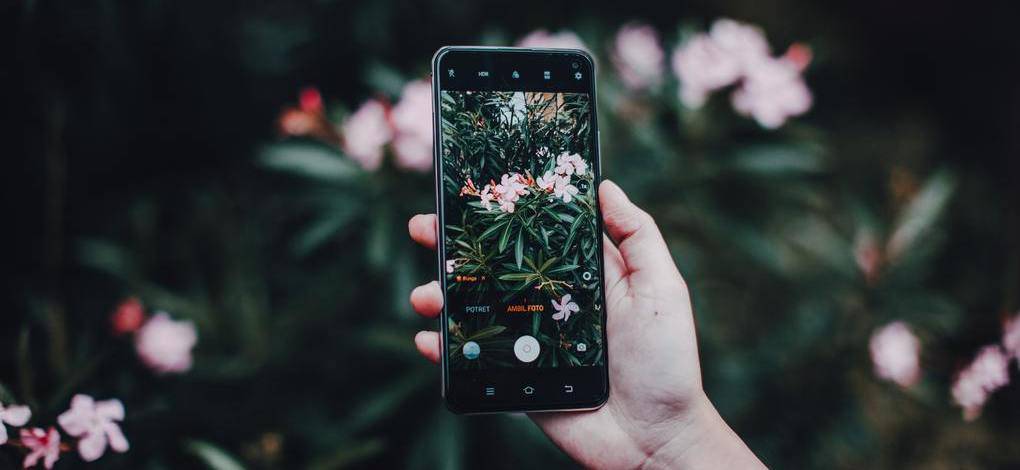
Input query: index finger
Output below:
<box><xmin>409</xmin><ymin>213</ymin><xmax>438</xmax><ymax>250</ymax></box>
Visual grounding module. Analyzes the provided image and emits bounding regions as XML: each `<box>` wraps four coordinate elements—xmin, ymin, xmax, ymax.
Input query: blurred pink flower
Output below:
<box><xmin>952</xmin><ymin>345</ymin><xmax>1011</xmax><ymax>421</ymax></box>
<box><xmin>341</xmin><ymin>99</ymin><xmax>393</xmax><ymax>171</ymax></box>
<box><xmin>1002</xmin><ymin>312</ymin><xmax>1020</xmax><ymax>360</ymax></box>
<box><xmin>731</xmin><ymin>56</ymin><xmax>813</xmax><ymax>129</ymax></box>
<box><xmin>869</xmin><ymin>321</ymin><xmax>921</xmax><ymax>388</ymax></box>
<box><xmin>671</xmin><ymin>34</ymin><xmax>742</xmax><ymax>108</ymax></box>
<box><xmin>20</xmin><ymin>427</ymin><xmax>60</xmax><ymax>469</ymax></box>
<box><xmin>517</xmin><ymin>30</ymin><xmax>588</xmax><ymax>51</ymax></box>
<box><xmin>58</xmin><ymin>394</ymin><xmax>129</xmax><ymax>462</ymax></box>
<box><xmin>135</xmin><ymin>312</ymin><xmax>197</xmax><ymax>374</ymax></box>
<box><xmin>551</xmin><ymin>294</ymin><xmax>580</xmax><ymax>321</ymax></box>
<box><xmin>612</xmin><ymin>23</ymin><xmax>664</xmax><ymax>90</ymax></box>
<box><xmin>391</xmin><ymin>80</ymin><xmax>434</xmax><ymax>172</ymax></box>
<box><xmin>110</xmin><ymin>297</ymin><xmax>146</xmax><ymax>335</ymax></box>
<box><xmin>708</xmin><ymin>18</ymin><xmax>770</xmax><ymax>67</ymax></box>
<box><xmin>672</xmin><ymin>18</ymin><xmax>812</xmax><ymax>128</ymax></box>
<box><xmin>0</xmin><ymin>401</ymin><xmax>31</xmax><ymax>444</ymax></box>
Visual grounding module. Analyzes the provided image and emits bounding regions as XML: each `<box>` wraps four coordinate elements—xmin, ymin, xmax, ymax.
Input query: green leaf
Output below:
<box><xmin>724</xmin><ymin>144</ymin><xmax>826</xmax><ymax>176</ymax></box>
<box><xmin>514</xmin><ymin>229</ymin><xmax>524</xmax><ymax>269</ymax></box>
<box><xmin>887</xmin><ymin>169</ymin><xmax>956</xmax><ymax>262</ymax></box>
<box><xmin>183</xmin><ymin>440</ymin><xmax>246</xmax><ymax>470</ymax></box>
<box><xmin>309</xmin><ymin>439</ymin><xmax>386</xmax><ymax>470</ymax></box>
<box><xmin>546</xmin><ymin>264</ymin><xmax>580</xmax><ymax>275</ymax></box>
<box><xmin>468</xmin><ymin>325</ymin><xmax>507</xmax><ymax>340</ymax></box>
<box><xmin>562</xmin><ymin>213</ymin><xmax>586</xmax><ymax>257</ymax></box>
<box><xmin>478</xmin><ymin>220</ymin><xmax>507</xmax><ymax>242</ymax></box>
<box><xmin>498</xmin><ymin>219</ymin><xmax>514</xmax><ymax>253</ymax></box>
<box><xmin>259</xmin><ymin>143</ymin><xmax>359</xmax><ymax>182</ymax></box>
<box><xmin>498</xmin><ymin>273</ymin><xmax>534</xmax><ymax>281</ymax></box>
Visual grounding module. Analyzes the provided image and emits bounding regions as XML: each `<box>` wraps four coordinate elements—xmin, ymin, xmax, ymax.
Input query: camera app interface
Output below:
<box><xmin>440</xmin><ymin>88</ymin><xmax>604</xmax><ymax>371</ymax></box>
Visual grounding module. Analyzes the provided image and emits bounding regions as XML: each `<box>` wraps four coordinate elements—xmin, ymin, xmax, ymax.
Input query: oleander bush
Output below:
<box><xmin>5</xmin><ymin>1</ymin><xmax>1020</xmax><ymax>469</ymax></box>
<box><xmin>440</xmin><ymin>91</ymin><xmax>603</xmax><ymax>369</ymax></box>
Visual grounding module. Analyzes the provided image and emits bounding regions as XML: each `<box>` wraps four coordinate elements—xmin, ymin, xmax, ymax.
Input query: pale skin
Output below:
<box><xmin>409</xmin><ymin>180</ymin><xmax>766</xmax><ymax>469</ymax></box>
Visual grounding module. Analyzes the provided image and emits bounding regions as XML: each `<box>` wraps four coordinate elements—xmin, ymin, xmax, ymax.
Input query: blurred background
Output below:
<box><xmin>3</xmin><ymin>0</ymin><xmax>1020</xmax><ymax>468</ymax></box>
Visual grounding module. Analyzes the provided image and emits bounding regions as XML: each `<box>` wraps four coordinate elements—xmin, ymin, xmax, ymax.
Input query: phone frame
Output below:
<box><xmin>430</xmin><ymin>46</ymin><xmax>609</xmax><ymax>414</ymax></box>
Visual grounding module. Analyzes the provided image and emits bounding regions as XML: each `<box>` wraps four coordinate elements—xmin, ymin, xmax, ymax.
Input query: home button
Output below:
<box><xmin>522</xmin><ymin>385</ymin><xmax>535</xmax><ymax>395</ymax></box>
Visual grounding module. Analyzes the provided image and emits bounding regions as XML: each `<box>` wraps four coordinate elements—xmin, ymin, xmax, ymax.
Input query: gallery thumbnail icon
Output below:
<box><xmin>463</xmin><ymin>341</ymin><xmax>480</xmax><ymax>360</ymax></box>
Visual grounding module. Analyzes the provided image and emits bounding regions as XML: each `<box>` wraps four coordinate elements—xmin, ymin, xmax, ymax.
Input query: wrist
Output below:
<box><xmin>642</xmin><ymin>392</ymin><xmax>765</xmax><ymax>469</ymax></box>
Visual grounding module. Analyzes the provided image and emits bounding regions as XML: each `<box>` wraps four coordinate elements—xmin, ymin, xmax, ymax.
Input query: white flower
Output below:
<box><xmin>612</xmin><ymin>23</ymin><xmax>665</xmax><ymax>90</ymax></box>
<box><xmin>553</xmin><ymin>177</ymin><xmax>579</xmax><ymax>203</ymax></box>
<box><xmin>479</xmin><ymin>186</ymin><xmax>495</xmax><ymax>210</ymax></box>
<box><xmin>499</xmin><ymin>199</ymin><xmax>516</xmax><ymax>213</ymax></box>
<box><xmin>446</xmin><ymin>259</ymin><xmax>456</xmax><ymax>274</ymax></box>
<box><xmin>517</xmin><ymin>30</ymin><xmax>588</xmax><ymax>51</ymax></box>
<box><xmin>341</xmin><ymin>99</ymin><xmax>393</xmax><ymax>171</ymax></box>
<box><xmin>0</xmin><ymin>401</ymin><xmax>31</xmax><ymax>444</ymax></box>
<box><xmin>869</xmin><ymin>321</ymin><xmax>921</xmax><ymax>388</ymax></box>
<box><xmin>58</xmin><ymin>394</ymin><xmax>129</xmax><ymax>462</ymax></box>
<box><xmin>554</xmin><ymin>152</ymin><xmax>586</xmax><ymax>177</ymax></box>
<box><xmin>391</xmin><ymin>80</ymin><xmax>433</xmax><ymax>172</ymax></box>
<box><xmin>551</xmin><ymin>294</ymin><xmax>580</xmax><ymax>321</ymax></box>
<box><xmin>731</xmin><ymin>56</ymin><xmax>812</xmax><ymax>129</ymax></box>
<box><xmin>135</xmin><ymin>312</ymin><xmax>198</xmax><ymax>374</ymax></box>
<box><xmin>496</xmin><ymin>174</ymin><xmax>527</xmax><ymax>202</ymax></box>
<box><xmin>536</xmin><ymin>171</ymin><xmax>559</xmax><ymax>191</ymax></box>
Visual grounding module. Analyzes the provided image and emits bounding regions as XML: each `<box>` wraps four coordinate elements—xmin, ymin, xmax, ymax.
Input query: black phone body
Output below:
<box><xmin>431</xmin><ymin>46</ymin><xmax>609</xmax><ymax>414</ymax></box>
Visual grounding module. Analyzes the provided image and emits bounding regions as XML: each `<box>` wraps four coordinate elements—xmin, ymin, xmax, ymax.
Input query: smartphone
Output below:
<box><xmin>431</xmin><ymin>46</ymin><xmax>608</xmax><ymax>413</ymax></box>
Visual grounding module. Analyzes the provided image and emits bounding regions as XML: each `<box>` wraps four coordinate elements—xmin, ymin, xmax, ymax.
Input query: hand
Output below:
<box><xmin>408</xmin><ymin>180</ymin><xmax>765</xmax><ymax>469</ymax></box>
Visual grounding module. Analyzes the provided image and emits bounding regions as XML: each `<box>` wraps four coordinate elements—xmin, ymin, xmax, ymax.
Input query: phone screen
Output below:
<box><xmin>432</xmin><ymin>48</ymin><xmax>608</xmax><ymax>413</ymax></box>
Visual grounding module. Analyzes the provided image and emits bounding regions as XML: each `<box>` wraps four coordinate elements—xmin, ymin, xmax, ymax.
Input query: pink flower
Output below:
<box><xmin>731</xmin><ymin>56</ymin><xmax>812</xmax><ymax>129</ymax></box>
<box><xmin>516</xmin><ymin>30</ymin><xmax>588</xmax><ymax>51</ymax></box>
<box><xmin>20</xmin><ymin>427</ymin><xmax>60</xmax><ymax>469</ymax></box>
<box><xmin>552</xmin><ymin>177</ymin><xmax>579</xmax><ymax>203</ymax></box>
<box><xmin>135</xmin><ymin>312</ymin><xmax>197</xmax><ymax>374</ymax></box>
<box><xmin>479</xmin><ymin>186</ymin><xmax>495</xmax><ymax>210</ymax></box>
<box><xmin>391</xmin><ymin>80</ymin><xmax>434</xmax><ymax>172</ymax></box>
<box><xmin>612</xmin><ymin>23</ymin><xmax>664</xmax><ymax>90</ymax></box>
<box><xmin>951</xmin><ymin>345</ymin><xmax>1011</xmax><ymax>421</ymax></box>
<box><xmin>551</xmin><ymin>294</ymin><xmax>580</xmax><ymax>321</ymax></box>
<box><xmin>536</xmin><ymin>171</ymin><xmax>559</xmax><ymax>191</ymax></box>
<box><xmin>869</xmin><ymin>321</ymin><xmax>921</xmax><ymax>388</ymax></box>
<box><xmin>708</xmin><ymin>18</ymin><xmax>771</xmax><ymax>67</ymax></box>
<box><xmin>671</xmin><ymin>34</ymin><xmax>742</xmax><ymax>108</ymax></box>
<box><xmin>0</xmin><ymin>401</ymin><xmax>31</xmax><ymax>444</ymax></box>
<box><xmin>57</xmin><ymin>394</ymin><xmax>129</xmax><ymax>462</ymax></box>
<box><xmin>554</xmin><ymin>152</ymin><xmax>587</xmax><ymax>176</ymax></box>
<box><xmin>446</xmin><ymin>259</ymin><xmax>456</xmax><ymax>274</ymax></box>
<box><xmin>341</xmin><ymin>99</ymin><xmax>393</xmax><ymax>171</ymax></box>
<box><xmin>110</xmin><ymin>297</ymin><xmax>146</xmax><ymax>335</ymax></box>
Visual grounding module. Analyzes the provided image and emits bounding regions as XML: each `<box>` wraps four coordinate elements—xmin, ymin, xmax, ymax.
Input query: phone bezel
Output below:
<box><xmin>430</xmin><ymin>46</ymin><xmax>609</xmax><ymax>414</ymax></box>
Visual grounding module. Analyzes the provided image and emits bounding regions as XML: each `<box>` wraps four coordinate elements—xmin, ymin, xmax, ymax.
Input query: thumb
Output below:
<box><xmin>599</xmin><ymin>180</ymin><xmax>684</xmax><ymax>291</ymax></box>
